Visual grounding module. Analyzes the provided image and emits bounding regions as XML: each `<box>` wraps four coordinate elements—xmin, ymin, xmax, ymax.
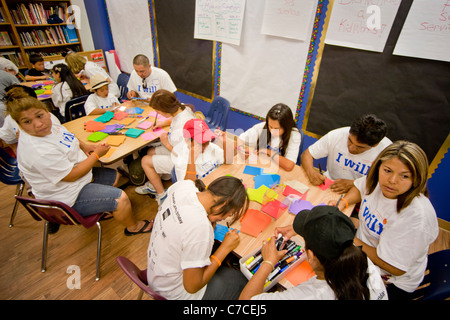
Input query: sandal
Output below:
<box><xmin>124</xmin><ymin>220</ymin><xmax>153</xmax><ymax>236</ymax></box>
<box><xmin>100</xmin><ymin>213</ymin><xmax>114</xmax><ymax>221</ymax></box>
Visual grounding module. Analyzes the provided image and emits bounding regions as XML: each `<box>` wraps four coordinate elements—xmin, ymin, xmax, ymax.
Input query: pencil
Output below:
<box><xmin>336</xmin><ymin>195</ymin><xmax>343</xmax><ymax>208</ymax></box>
<box><xmin>318</xmin><ymin>164</ymin><xmax>325</xmax><ymax>185</ymax></box>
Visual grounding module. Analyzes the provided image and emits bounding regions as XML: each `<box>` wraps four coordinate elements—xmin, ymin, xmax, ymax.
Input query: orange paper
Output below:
<box><xmin>84</xmin><ymin>121</ymin><xmax>106</xmax><ymax>132</ymax></box>
<box><xmin>120</xmin><ymin>118</ymin><xmax>135</xmax><ymax>126</ymax></box>
<box><xmin>240</xmin><ymin>209</ymin><xmax>272</xmax><ymax>237</ymax></box>
<box><xmin>285</xmin><ymin>260</ymin><xmax>316</xmax><ymax>286</ymax></box>
<box><xmin>107</xmin><ymin>135</ymin><xmax>126</xmax><ymax>147</ymax></box>
<box><xmin>102</xmin><ymin>147</ymin><xmax>117</xmax><ymax>158</ymax></box>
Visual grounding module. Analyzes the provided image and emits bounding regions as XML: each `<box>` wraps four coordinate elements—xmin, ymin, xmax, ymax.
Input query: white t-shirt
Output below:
<box><xmin>17</xmin><ymin>120</ymin><xmax>92</xmax><ymax>207</ymax></box>
<box><xmin>127</xmin><ymin>66</ymin><xmax>176</xmax><ymax>99</ymax></box>
<box><xmin>308</xmin><ymin>127</ymin><xmax>392</xmax><ymax>180</ymax></box>
<box><xmin>168</xmin><ymin>107</ymin><xmax>196</xmax><ymax>147</ymax></box>
<box><xmin>51</xmin><ymin>82</ymin><xmax>72</xmax><ymax>117</ymax></box>
<box><xmin>84</xmin><ymin>92</ymin><xmax>120</xmax><ymax>115</ymax></box>
<box><xmin>238</xmin><ymin>122</ymin><xmax>302</xmax><ymax>163</ymax></box>
<box><xmin>0</xmin><ymin>113</ymin><xmax>60</xmax><ymax>144</ymax></box>
<box><xmin>82</xmin><ymin>61</ymin><xmax>120</xmax><ymax>98</ymax></box>
<box><xmin>252</xmin><ymin>259</ymin><xmax>387</xmax><ymax>300</ymax></box>
<box><xmin>147</xmin><ymin>180</ymin><xmax>214</xmax><ymax>300</ymax></box>
<box><xmin>172</xmin><ymin>141</ymin><xmax>224</xmax><ymax>181</ymax></box>
<box><xmin>354</xmin><ymin>177</ymin><xmax>439</xmax><ymax>292</ymax></box>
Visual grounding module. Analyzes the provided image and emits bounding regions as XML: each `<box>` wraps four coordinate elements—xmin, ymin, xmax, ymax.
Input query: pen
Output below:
<box><xmin>318</xmin><ymin>164</ymin><xmax>325</xmax><ymax>185</ymax></box>
<box><xmin>336</xmin><ymin>195</ymin><xmax>343</xmax><ymax>207</ymax></box>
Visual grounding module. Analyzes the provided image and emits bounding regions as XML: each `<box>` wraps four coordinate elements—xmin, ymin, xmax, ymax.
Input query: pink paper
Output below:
<box><xmin>319</xmin><ymin>177</ymin><xmax>334</xmax><ymax>191</ymax></box>
<box><xmin>152</xmin><ymin>128</ymin><xmax>166</xmax><ymax>136</ymax></box>
<box><xmin>113</xmin><ymin>111</ymin><xmax>128</xmax><ymax>121</ymax></box>
<box><xmin>137</xmin><ymin>121</ymin><xmax>153</xmax><ymax>130</ymax></box>
<box><xmin>141</xmin><ymin>132</ymin><xmax>157</xmax><ymax>141</ymax></box>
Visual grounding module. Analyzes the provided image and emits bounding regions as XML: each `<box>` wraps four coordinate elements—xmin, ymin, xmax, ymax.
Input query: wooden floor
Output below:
<box><xmin>1</xmin><ymin>180</ymin><xmax>449</xmax><ymax>300</ymax></box>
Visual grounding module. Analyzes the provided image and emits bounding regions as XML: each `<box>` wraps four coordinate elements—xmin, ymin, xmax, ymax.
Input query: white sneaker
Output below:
<box><xmin>135</xmin><ymin>181</ymin><xmax>157</xmax><ymax>195</ymax></box>
<box><xmin>156</xmin><ymin>190</ymin><xmax>168</xmax><ymax>206</ymax></box>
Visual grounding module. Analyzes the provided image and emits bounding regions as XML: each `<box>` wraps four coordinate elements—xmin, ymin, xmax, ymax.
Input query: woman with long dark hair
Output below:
<box><xmin>240</xmin><ymin>206</ymin><xmax>387</xmax><ymax>300</ymax></box>
<box><xmin>238</xmin><ymin>103</ymin><xmax>301</xmax><ymax>171</ymax></box>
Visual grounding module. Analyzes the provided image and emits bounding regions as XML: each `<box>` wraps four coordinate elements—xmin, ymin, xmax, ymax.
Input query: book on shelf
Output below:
<box><xmin>0</xmin><ymin>32</ymin><xmax>13</xmax><ymax>46</ymax></box>
<box><xmin>10</xmin><ymin>2</ymin><xmax>68</xmax><ymax>25</ymax></box>
<box><xmin>0</xmin><ymin>51</ymin><xmax>25</xmax><ymax>67</ymax></box>
<box><xmin>0</xmin><ymin>7</ymin><xmax>7</xmax><ymax>23</ymax></box>
<box><xmin>19</xmin><ymin>25</ymin><xmax>78</xmax><ymax>47</ymax></box>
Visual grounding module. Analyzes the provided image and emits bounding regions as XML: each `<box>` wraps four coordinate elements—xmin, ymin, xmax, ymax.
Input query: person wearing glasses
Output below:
<box><xmin>127</xmin><ymin>54</ymin><xmax>176</xmax><ymax>101</ymax></box>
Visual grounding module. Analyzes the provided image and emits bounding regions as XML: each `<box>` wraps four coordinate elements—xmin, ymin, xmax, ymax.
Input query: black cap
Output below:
<box><xmin>293</xmin><ymin>205</ymin><xmax>356</xmax><ymax>260</ymax></box>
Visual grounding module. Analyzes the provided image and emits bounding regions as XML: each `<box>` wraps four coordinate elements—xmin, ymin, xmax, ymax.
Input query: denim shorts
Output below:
<box><xmin>72</xmin><ymin>167</ymin><xmax>122</xmax><ymax>217</ymax></box>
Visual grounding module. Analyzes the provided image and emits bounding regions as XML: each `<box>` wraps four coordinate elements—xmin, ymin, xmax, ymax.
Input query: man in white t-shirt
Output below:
<box><xmin>126</xmin><ymin>54</ymin><xmax>176</xmax><ymax>101</ymax></box>
<box><xmin>301</xmin><ymin>114</ymin><xmax>392</xmax><ymax>194</ymax></box>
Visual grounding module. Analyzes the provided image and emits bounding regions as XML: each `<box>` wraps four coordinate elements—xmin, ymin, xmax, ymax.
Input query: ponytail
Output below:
<box><xmin>316</xmin><ymin>244</ymin><xmax>370</xmax><ymax>300</ymax></box>
<box><xmin>195</xmin><ymin>176</ymin><xmax>249</xmax><ymax>224</ymax></box>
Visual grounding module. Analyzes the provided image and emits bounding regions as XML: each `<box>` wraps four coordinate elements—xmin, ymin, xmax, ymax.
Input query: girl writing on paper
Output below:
<box><xmin>147</xmin><ymin>176</ymin><xmax>249</xmax><ymax>300</ymax></box>
<box><xmin>332</xmin><ymin>141</ymin><xmax>439</xmax><ymax>300</ymax></box>
<box><xmin>237</xmin><ymin>103</ymin><xmax>301</xmax><ymax>171</ymax></box>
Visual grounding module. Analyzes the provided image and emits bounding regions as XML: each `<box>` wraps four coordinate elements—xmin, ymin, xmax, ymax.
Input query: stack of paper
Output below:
<box><xmin>240</xmin><ymin>209</ymin><xmax>272</xmax><ymax>237</ymax></box>
<box><xmin>87</xmin><ymin>131</ymin><xmax>109</xmax><ymax>142</ymax></box>
<box><xmin>125</xmin><ymin>128</ymin><xmax>145</xmax><ymax>138</ymax></box>
<box><xmin>94</xmin><ymin>111</ymin><xmax>115</xmax><ymax>123</ymax></box>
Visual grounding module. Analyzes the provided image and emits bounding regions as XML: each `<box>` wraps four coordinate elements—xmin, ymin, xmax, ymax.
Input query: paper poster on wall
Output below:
<box><xmin>393</xmin><ymin>0</ymin><xmax>450</xmax><ymax>62</ymax></box>
<box><xmin>261</xmin><ymin>0</ymin><xmax>316</xmax><ymax>41</ymax></box>
<box><xmin>325</xmin><ymin>0</ymin><xmax>401</xmax><ymax>52</ymax></box>
<box><xmin>194</xmin><ymin>0</ymin><xmax>246</xmax><ymax>45</ymax></box>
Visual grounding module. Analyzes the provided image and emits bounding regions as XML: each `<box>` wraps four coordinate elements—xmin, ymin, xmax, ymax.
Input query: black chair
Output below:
<box><xmin>204</xmin><ymin>96</ymin><xmax>231</xmax><ymax>131</ymax></box>
<box><xmin>0</xmin><ymin>147</ymin><xmax>25</xmax><ymax>227</ymax></box>
<box><xmin>117</xmin><ymin>73</ymin><xmax>130</xmax><ymax>102</ymax></box>
<box><xmin>64</xmin><ymin>94</ymin><xmax>90</xmax><ymax>122</ymax></box>
<box><xmin>412</xmin><ymin>249</ymin><xmax>450</xmax><ymax>300</ymax></box>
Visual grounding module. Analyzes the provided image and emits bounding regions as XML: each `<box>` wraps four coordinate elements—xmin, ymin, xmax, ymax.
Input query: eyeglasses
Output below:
<box><xmin>142</xmin><ymin>78</ymin><xmax>147</xmax><ymax>90</ymax></box>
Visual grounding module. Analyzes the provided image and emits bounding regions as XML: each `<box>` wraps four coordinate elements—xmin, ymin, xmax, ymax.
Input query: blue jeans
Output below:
<box><xmin>72</xmin><ymin>167</ymin><xmax>122</xmax><ymax>217</ymax></box>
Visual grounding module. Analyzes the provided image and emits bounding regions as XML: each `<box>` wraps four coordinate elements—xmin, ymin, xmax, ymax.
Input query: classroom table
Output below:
<box><xmin>22</xmin><ymin>80</ymin><xmax>92</xmax><ymax>101</ymax></box>
<box><xmin>63</xmin><ymin>100</ymin><xmax>169</xmax><ymax>165</ymax></box>
<box><xmin>202</xmin><ymin>153</ymin><xmax>354</xmax><ymax>289</ymax></box>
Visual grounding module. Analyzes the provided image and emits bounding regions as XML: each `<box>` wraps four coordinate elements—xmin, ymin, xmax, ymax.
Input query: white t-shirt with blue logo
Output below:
<box><xmin>354</xmin><ymin>176</ymin><xmax>439</xmax><ymax>292</ymax></box>
<box><xmin>308</xmin><ymin>127</ymin><xmax>392</xmax><ymax>181</ymax></box>
<box><xmin>127</xmin><ymin>66</ymin><xmax>176</xmax><ymax>100</ymax></box>
<box><xmin>84</xmin><ymin>92</ymin><xmax>120</xmax><ymax>115</ymax></box>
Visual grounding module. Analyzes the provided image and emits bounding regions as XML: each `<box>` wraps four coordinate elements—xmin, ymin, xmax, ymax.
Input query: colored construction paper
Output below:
<box><xmin>100</xmin><ymin>124</ymin><xmax>125</xmax><ymax>134</ymax></box>
<box><xmin>126</xmin><ymin>107</ymin><xmax>144</xmax><ymax>115</ymax></box>
<box><xmin>87</xmin><ymin>131</ymin><xmax>109</xmax><ymax>142</ymax></box>
<box><xmin>136</xmin><ymin>121</ymin><xmax>153</xmax><ymax>130</ymax></box>
<box><xmin>240</xmin><ymin>209</ymin><xmax>272</xmax><ymax>237</ymax></box>
<box><xmin>152</xmin><ymin>127</ymin><xmax>166</xmax><ymax>136</ymax></box>
<box><xmin>120</xmin><ymin>118</ymin><xmax>135</xmax><ymax>126</ymax></box>
<box><xmin>243</xmin><ymin>165</ymin><xmax>264</xmax><ymax>176</ymax></box>
<box><xmin>283</xmin><ymin>185</ymin><xmax>304</xmax><ymax>198</ymax></box>
<box><xmin>113</xmin><ymin>111</ymin><xmax>129</xmax><ymax>120</ymax></box>
<box><xmin>214</xmin><ymin>224</ymin><xmax>238</xmax><ymax>242</ymax></box>
<box><xmin>94</xmin><ymin>111</ymin><xmax>115</xmax><ymax>123</ymax></box>
<box><xmin>289</xmin><ymin>199</ymin><xmax>314</xmax><ymax>215</ymax></box>
<box><xmin>261</xmin><ymin>199</ymin><xmax>285</xmax><ymax>219</ymax></box>
<box><xmin>125</xmin><ymin>128</ymin><xmax>145</xmax><ymax>138</ymax></box>
<box><xmin>285</xmin><ymin>180</ymin><xmax>310</xmax><ymax>194</ymax></box>
<box><xmin>285</xmin><ymin>260</ymin><xmax>315</xmax><ymax>286</ymax></box>
<box><xmin>84</xmin><ymin>121</ymin><xmax>106</xmax><ymax>132</ymax></box>
<box><xmin>253</xmin><ymin>174</ymin><xmax>280</xmax><ymax>189</ymax></box>
<box><xmin>38</xmin><ymin>94</ymin><xmax>52</xmax><ymax>99</ymax></box>
<box><xmin>319</xmin><ymin>177</ymin><xmax>334</xmax><ymax>191</ymax></box>
<box><xmin>141</xmin><ymin>131</ymin><xmax>159</xmax><ymax>141</ymax></box>
<box><xmin>102</xmin><ymin>147</ymin><xmax>117</xmax><ymax>158</ymax></box>
<box><xmin>107</xmin><ymin>135</ymin><xmax>126</xmax><ymax>147</ymax></box>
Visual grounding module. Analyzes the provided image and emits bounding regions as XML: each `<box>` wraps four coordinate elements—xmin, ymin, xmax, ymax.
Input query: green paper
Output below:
<box><xmin>87</xmin><ymin>131</ymin><xmax>109</xmax><ymax>142</ymax></box>
<box><xmin>125</xmin><ymin>128</ymin><xmax>145</xmax><ymax>138</ymax></box>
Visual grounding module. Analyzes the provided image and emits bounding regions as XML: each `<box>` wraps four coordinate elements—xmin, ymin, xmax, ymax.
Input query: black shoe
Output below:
<box><xmin>48</xmin><ymin>222</ymin><xmax>60</xmax><ymax>234</ymax></box>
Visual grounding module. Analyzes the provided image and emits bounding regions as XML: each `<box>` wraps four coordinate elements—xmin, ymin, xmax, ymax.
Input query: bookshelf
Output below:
<box><xmin>0</xmin><ymin>0</ymin><xmax>83</xmax><ymax>70</ymax></box>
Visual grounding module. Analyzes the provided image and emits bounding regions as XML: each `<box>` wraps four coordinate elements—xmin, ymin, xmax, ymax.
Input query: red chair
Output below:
<box><xmin>15</xmin><ymin>195</ymin><xmax>106</xmax><ymax>281</ymax></box>
<box><xmin>116</xmin><ymin>256</ymin><xmax>166</xmax><ymax>300</ymax></box>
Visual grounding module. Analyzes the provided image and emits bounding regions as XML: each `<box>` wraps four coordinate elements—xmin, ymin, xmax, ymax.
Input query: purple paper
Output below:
<box><xmin>289</xmin><ymin>199</ymin><xmax>314</xmax><ymax>215</ymax></box>
<box><xmin>100</xmin><ymin>124</ymin><xmax>124</xmax><ymax>134</ymax></box>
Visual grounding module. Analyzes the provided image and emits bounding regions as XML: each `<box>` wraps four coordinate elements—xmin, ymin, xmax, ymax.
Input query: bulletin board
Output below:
<box><xmin>304</xmin><ymin>0</ymin><xmax>450</xmax><ymax>164</ymax></box>
<box><xmin>153</xmin><ymin>0</ymin><xmax>215</xmax><ymax>100</ymax></box>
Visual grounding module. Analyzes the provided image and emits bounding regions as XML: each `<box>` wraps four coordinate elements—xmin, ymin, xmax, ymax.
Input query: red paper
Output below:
<box><xmin>283</xmin><ymin>185</ymin><xmax>304</xmax><ymax>197</ymax></box>
<box><xmin>84</xmin><ymin>121</ymin><xmax>106</xmax><ymax>132</ymax></box>
<box><xmin>113</xmin><ymin>111</ymin><xmax>129</xmax><ymax>121</ymax></box>
<box><xmin>285</xmin><ymin>260</ymin><xmax>316</xmax><ymax>286</ymax></box>
<box><xmin>261</xmin><ymin>199</ymin><xmax>284</xmax><ymax>219</ymax></box>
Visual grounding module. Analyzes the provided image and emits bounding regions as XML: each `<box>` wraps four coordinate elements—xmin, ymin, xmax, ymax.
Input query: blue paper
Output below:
<box><xmin>243</xmin><ymin>165</ymin><xmax>264</xmax><ymax>176</ymax></box>
<box><xmin>214</xmin><ymin>224</ymin><xmax>238</xmax><ymax>241</ymax></box>
<box><xmin>253</xmin><ymin>174</ymin><xmax>281</xmax><ymax>189</ymax></box>
<box><xmin>126</xmin><ymin>107</ymin><xmax>144</xmax><ymax>115</ymax></box>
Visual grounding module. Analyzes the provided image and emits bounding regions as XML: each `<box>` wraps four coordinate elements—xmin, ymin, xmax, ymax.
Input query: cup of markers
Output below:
<box><xmin>239</xmin><ymin>235</ymin><xmax>306</xmax><ymax>292</ymax></box>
